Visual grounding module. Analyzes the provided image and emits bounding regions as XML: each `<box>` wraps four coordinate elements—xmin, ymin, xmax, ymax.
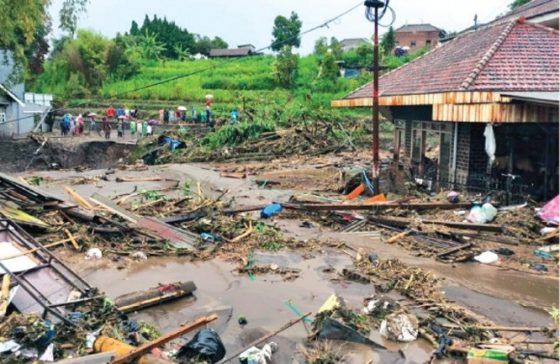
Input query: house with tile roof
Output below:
<box><xmin>332</xmin><ymin>18</ymin><xmax>559</xmax><ymax>201</ymax></box>
<box><xmin>395</xmin><ymin>23</ymin><xmax>444</xmax><ymax>50</ymax></box>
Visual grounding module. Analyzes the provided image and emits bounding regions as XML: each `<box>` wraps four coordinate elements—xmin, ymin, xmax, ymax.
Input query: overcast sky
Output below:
<box><xmin>49</xmin><ymin>0</ymin><xmax>514</xmax><ymax>54</ymax></box>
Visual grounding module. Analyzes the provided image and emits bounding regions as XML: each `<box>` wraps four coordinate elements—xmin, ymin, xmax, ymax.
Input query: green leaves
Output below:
<box><xmin>271</xmin><ymin>11</ymin><xmax>302</xmax><ymax>52</ymax></box>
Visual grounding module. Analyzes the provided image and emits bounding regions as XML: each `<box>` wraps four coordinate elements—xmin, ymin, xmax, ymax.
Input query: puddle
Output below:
<box><xmin>76</xmin><ymin>252</ymin><xmax>439</xmax><ymax>363</ymax></box>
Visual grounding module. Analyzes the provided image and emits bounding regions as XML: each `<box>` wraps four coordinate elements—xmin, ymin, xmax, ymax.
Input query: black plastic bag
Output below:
<box><xmin>176</xmin><ymin>328</ymin><xmax>226</xmax><ymax>363</ymax></box>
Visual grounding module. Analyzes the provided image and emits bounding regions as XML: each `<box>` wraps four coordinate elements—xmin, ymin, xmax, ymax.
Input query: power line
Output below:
<box><xmin>2</xmin><ymin>1</ymin><xmax>363</xmax><ymax>126</ymax></box>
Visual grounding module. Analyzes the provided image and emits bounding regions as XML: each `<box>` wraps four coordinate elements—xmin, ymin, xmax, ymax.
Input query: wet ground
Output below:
<box><xmin>19</xmin><ymin>162</ymin><xmax>558</xmax><ymax>363</ymax></box>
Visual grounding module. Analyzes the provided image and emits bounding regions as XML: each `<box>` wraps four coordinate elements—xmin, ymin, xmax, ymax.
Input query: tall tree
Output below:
<box><xmin>509</xmin><ymin>0</ymin><xmax>530</xmax><ymax>9</ymax></box>
<box><xmin>0</xmin><ymin>0</ymin><xmax>50</xmax><ymax>80</ymax></box>
<box><xmin>271</xmin><ymin>11</ymin><xmax>302</xmax><ymax>52</ymax></box>
<box><xmin>273</xmin><ymin>45</ymin><xmax>299</xmax><ymax>88</ymax></box>
<box><xmin>381</xmin><ymin>26</ymin><xmax>396</xmax><ymax>55</ymax></box>
<box><xmin>130</xmin><ymin>20</ymin><xmax>140</xmax><ymax>36</ymax></box>
<box><xmin>59</xmin><ymin>0</ymin><xmax>89</xmax><ymax>37</ymax></box>
<box><xmin>0</xmin><ymin>0</ymin><xmax>90</xmax><ymax>80</ymax></box>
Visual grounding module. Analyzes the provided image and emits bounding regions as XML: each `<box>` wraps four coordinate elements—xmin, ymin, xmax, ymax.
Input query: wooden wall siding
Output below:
<box><xmin>433</xmin><ymin>103</ymin><xmax>559</xmax><ymax>123</ymax></box>
<box><xmin>331</xmin><ymin>91</ymin><xmax>509</xmax><ymax>108</ymax></box>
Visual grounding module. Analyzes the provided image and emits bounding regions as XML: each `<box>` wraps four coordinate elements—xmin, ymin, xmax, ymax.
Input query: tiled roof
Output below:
<box><xmin>493</xmin><ymin>0</ymin><xmax>558</xmax><ymax>24</ymax></box>
<box><xmin>395</xmin><ymin>24</ymin><xmax>441</xmax><ymax>33</ymax></box>
<box><xmin>344</xmin><ymin>19</ymin><xmax>559</xmax><ymax>99</ymax></box>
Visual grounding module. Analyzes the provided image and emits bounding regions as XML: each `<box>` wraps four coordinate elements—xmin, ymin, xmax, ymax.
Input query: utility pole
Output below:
<box><xmin>365</xmin><ymin>0</ymin><xmax>385</xmax><ymax>194</ymax></box>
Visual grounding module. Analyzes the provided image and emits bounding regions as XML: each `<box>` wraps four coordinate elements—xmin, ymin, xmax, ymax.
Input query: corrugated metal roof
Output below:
<box><xmin>501</xmin><ymin>91</ymin><xmax>559</xmax><ymax>105</ymax></box>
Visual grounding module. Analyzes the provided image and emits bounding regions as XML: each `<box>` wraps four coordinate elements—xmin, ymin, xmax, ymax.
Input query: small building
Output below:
<box><xmin>0</xmin><ymin>51</ymin><xmax>53</xmax><ymax>136</ymax></box>
<box><xmin>340</xmin><ymin>38</ymin><xmax>370</xmax><ymax>52</ymax></box>
<box><xmin>209</xmin><ymin>44</ymin><xmax>257</xmax><ymax>58</ymax></box>
<box><xmin>395</xmin><ymin>23</ymin><xmax>443</xmax><ymax>50</ymax></box>
<box><xmin>332</xmin><ymin>18</ymin><xmax>559</xmax><ymax>201</ymax></box>
<box><xmin>0</xmin><ymin>51</ymin><xmax>27</xmax><ymax>137</ymax></box>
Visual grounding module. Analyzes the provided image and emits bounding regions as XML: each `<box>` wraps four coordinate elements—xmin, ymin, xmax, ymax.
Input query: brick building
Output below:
<box><xmin>332</xmin><ymin>18</ymin><xmax>559</xmax><ymax>201</ymax></box>
<box><xmin>395</xmin><ymin>24</ymin><xmax>442</xmax><ymax>50</ymax></box>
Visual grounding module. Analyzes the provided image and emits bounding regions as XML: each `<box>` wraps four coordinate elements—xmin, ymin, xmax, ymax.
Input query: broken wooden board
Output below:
<box><xmin>90</xmin><ymin>194</ymin><xmax>196</xmax><ymax>250</ymax></box>
<box><xmin>133</xmin><ymin>217</ymin><xmax>196</xmax><ymax>251</ymax></box>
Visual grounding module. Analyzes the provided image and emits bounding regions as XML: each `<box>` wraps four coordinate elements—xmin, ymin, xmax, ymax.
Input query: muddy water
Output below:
<box><xmin>24</xmin><ymin>162</ymin><xmax>557</xmax><ymax>362</ymax></box>
<box><xmin>163</xmin><ymin>164</ymin><xmax>557</xmax><ymax>318</ymax></box>
<box><xmin>77</xmin><ymin>251</ymin><xmax>436</xmax><ymax>363</ymax></box>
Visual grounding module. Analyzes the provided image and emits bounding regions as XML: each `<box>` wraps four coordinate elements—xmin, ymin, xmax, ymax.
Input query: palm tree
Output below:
<box><xmin>138</xmin><ymin>30</ymin><xmax>165</xmax><ymax>60</ymax></box>
<box><xmin>173</xmin><ymin>44</ymin><xmax>190</xmax><ymax>61</ymax></box>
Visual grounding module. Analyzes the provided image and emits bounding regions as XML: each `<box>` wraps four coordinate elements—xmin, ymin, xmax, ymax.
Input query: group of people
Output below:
<box><xmin>60</xmin><ymin>113</ymin><xmax>88</xmax><ymax>136</ymax></box>
<box><xmin>105</xmin><ymin>105</ymin><xmax>139</xmax><ymax>120</ymax></box>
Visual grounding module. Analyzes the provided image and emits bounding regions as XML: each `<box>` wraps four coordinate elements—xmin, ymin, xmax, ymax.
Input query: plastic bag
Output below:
<box><xmin>261</xmin><ymin>203</ymin><xmax>282</xmax><ymax>219</ymax></box>
<box><xmin>538</xmin><ymin>195</ymin><xmax>559</xmax><ymax>225</ymax></box>
<box><xmin>379</xmin><ymin>313</ymin><xmax>418</xmax><ymax>342</ymax></box>
<box><xmin>176</xmin><ymin>329</ymin><xmax>225</xmax><ymax>363</ymax></box>
<box><xmin>239</xmin><ymin>342</ymin><xmax>278</xmax><ymax>364</ymax></box>
<box><xmin>474</xmin><ymin>251</ymin><xmax>499</xmax><ymax>264</ymax></box>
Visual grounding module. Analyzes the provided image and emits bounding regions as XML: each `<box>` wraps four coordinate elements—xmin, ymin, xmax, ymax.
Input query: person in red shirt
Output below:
<box><xmin>106</xmin><ymin>105</ymin><xmax>116</xmax><ymax>119</ymax></box>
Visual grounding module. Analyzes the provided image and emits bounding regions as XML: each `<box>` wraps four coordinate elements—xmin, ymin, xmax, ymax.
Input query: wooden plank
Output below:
<box><xmin>110</xmin><ymin>315</ymin><xmax>218</xmax><ymax>364</ymax></box>
<box><xmin>64</xmin><ymin>186</ymin><xmax>95</xmax><ymax>210</ymax></box>
<box><xmin>90</xmin><ymin>193</ymin><xmax>139</xmax><ymax>223</ymax></box>
<box><xmin>0</xmin><ymin>274</ymin><xmax>10</xmax><ymax>318</ymax></box>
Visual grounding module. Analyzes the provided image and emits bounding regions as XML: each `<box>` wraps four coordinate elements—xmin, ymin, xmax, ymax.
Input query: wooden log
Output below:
<box><xmin>284</xmin><ymin>202</ymin><xmax>472</xmax><ymax>211</ymax></box>
<box><xmin>109</xmin><ymin>314</ymin><xmax>218</xmax><ymax>364</ymax></box>
<box><xmin>115</xmin><ymin>281</ymin><xmax>196</xmax><ymax>313</ymax></box>
<box><xmin>385</xmin><ymin>230</ymin><xmax>410</xmax><ymax>244</ymax></box>
<box><xmin>436</xmin><ymin>243</ymin><xmax>473</xmax><ymax>258</ymax></box>
<box><xmin>369</xmin><ymin>216</ymin><xmax>501</xmax><ymax>232</ymax></box>
<box><xmin>115</xmin><ymin>176</ymin><xmax>163</xmax><ymax>183</ymax></box>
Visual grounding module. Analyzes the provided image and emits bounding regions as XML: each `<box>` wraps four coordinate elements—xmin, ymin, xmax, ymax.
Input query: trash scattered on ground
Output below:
<box><xmin>379</xmin><ymin>313</ymin><xmax>419</xmax><ymax>342</ymax></box>
<box><xmin>176</xmin><ymin>328</ymin><xmax>226</xmax><ymax>363</ymax></box>
<box><xmin>474</xmin><ymin>251</ymin><xmax>499</xmax><ymax>264</ymax></box>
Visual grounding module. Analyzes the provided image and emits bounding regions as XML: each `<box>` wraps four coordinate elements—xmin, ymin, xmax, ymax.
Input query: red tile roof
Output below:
<box><xmin>492</xmin><ymin>0</ymin><xmax>558</xmax><ymax>24</ymax></box>
<box><xmin>344</xmin><ymin>19</ymin><xmax>559</xmax><ymax>99</ymax></box>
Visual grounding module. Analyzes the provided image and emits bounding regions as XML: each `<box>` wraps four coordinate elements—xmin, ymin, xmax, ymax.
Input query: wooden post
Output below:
<box><xmin>0</xmin><ymin>274</ymin><xmax>10</xmax><ymax>318</ymax></box>
<box><xmin>393</xmin><ymin>129</ymin><xmax>401</xmax><ymax>163</ymax></box>
<box><xmin>109</xmin><ymin>315</ymin><xmax>218</xmax><ymax>364</ymax></box>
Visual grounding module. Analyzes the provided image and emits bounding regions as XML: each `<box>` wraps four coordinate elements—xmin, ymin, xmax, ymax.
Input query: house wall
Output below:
<box><xmin>395</xmin><ymin>30</ymin><xmax>440</xmax><ymax>50</ymax></box>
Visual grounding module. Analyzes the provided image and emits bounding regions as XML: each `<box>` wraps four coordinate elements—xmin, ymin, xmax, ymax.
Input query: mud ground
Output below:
<box><xmin>18</xmin><ymin>160</ymin><xmax>558</xmax><ymax>363</ymax></box>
